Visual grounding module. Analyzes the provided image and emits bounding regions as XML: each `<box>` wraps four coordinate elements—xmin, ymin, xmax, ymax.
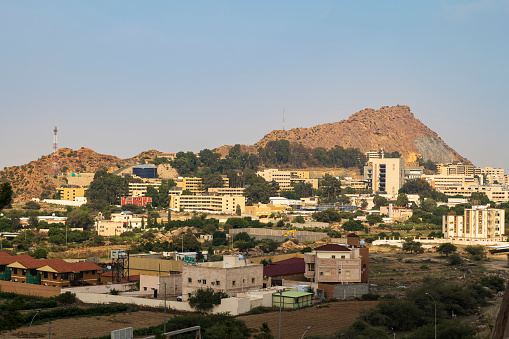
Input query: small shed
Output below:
<box><xmin>272</xmin><ymin>291</ymin><xmax>312</xmax><ymax>309</ymax></box>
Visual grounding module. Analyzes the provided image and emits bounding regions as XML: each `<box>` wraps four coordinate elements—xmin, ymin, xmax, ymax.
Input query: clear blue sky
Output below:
<box><xmin>1</xmin><ymin>1</ymin><xmax>508</xmax><ymax>171</ymax></box>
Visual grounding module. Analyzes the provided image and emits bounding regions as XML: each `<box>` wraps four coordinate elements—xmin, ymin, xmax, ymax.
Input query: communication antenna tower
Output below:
<box><xmin>53</xmin><ymin>126</ymin><xmax>59</xmax><ymax>173</ymax></box>
<box><xmin>283</xmin><ymin>107</ymin><xmax>285</xmax><ymax>131</ymax></box>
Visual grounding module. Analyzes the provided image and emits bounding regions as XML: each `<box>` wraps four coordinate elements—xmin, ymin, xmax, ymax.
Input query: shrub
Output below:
<box><xmin>447</xmin><ymin>254</ymin><xmax>463</xmax><ymax>266</ymax></box>
<box><xmin>361</xmin><ymin>293</ymin><xmax>380</xmax><ymax>301</ymax></box>
<box><xmin>55</xmin><ymin>291</ymin><xmax>77</xmax><ymax>305</ymax></box>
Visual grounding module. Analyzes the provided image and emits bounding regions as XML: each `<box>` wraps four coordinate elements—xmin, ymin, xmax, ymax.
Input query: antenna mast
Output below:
<box><xmin>283</xmin><ymin>107</ymin><xmax>285</xmax><ymax>131</ymax></box>
<box><xmin>53</xmin><ymin>126</ymin><xmax>59</xmax><ymax>174</ymax></box>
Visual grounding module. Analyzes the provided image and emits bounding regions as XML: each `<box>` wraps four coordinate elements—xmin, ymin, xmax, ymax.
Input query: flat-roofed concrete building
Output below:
<box><xmin>170</xmin><ymin>194</ymin><xmax>245</xmax><ymax>214</ymax></box>
<box><xmin>304</xmin><ymin>242</ymin><xmax>369</xmax><ymax>284</ymax></box>
<box><xmin>207</xmin><ymin>187</ymin><xmax>245</xmax><ymax>196</ymax></box>
<box><xmin>437</xmin><ymin>163</ymin><xmax>475</xmax><ymax>176</ymax></box>
<box><xmin>256</xmin><ymin>169</ymin><xmax>316</xmax><ymax>188</ymax></box>
<box><xmin>182</xmin><ymin>255</ymin><xmax>263</xmax><ymax>301</ymax></box>
<box><xmin>422</xmin><ymin>174</ymin><xmax>479</xmax><ymax>190</ymax></box>
<box><xmin>364</xmin><ymin>158</ymin><xmax>405</xmax><ymax>197</ymax></box>
<box><xmin>56</xmin><ymin>187</ymin><xmax>87</xmax><ymax>201</ymax></box>
<box><xmin>443</xmin><ymin>205</ymin><xmax>505</xmax><ymax>240</ymax></box>
<box><xmin>128</xmin><ymin>182</ymin><xmax>161</xmax><ymax>196</ymax></box>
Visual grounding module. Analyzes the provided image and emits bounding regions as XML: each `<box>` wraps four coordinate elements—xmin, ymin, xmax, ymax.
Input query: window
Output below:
<box><xmin>331</xmin><ymin>255</ymin><xmax>335</xmax><ymax>259</ymax></box>
<box><xmin>341</xmin><ymin>256</ymin><xmax>346</xmax><ymax>259</ymax></box>
<box><xmin>232</xmin><ymin>280</ymin><xmax>236</xmax><ymax>286</ymax></box>
<box><xmin>62</xmin><ymin>273</ymin><xmax>69</xmax><ymax>280</ymax></box>
<box><xmin>251</xmin><ymin>278</ymin><xmax>255</xmax><ymax>283</ymax></box>
<box><xmin>22</xmin><ymin>269</ymin><xmax>26</xmax><ymax>276</ymax></box>
<box><xmin>202</xmin><ymin>279</ymin><xmax>207</xmax><ymax>284</ymax></box>
<box><xmin>44</xmin><ymin>272</ymin><xmax>48</xmax><ymax>279</ymax></box>
<box><xmin>53</xmin><ymin>273</ymin><xmax>58</xmax><ymax>279</ymax></box>
<box><xmin>188</xmin><ymin>278</ymin><xmax>192</xmax><ymax>283</ymax></box>
<box><xmin>216</xmin><ymin>281</ymin><xmax>220</xmax><ymax>286</ymax></box>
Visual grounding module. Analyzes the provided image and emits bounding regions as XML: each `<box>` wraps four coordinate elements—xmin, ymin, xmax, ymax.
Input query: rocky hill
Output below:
<box><xmin>251</xmin><ymin>105</ymin><xmax>467</xmax><ymax>163</ymax></box>
<box><xmin>0</xmin><ymin>147</ymin><xmax>136</xmax><ymax>201</ymax></box>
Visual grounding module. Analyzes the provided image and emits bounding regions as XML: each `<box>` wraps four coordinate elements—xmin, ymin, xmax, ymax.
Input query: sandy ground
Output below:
<box><xmin>238</xmin><ymin>301</ymin><xmax>378</xmax><ymax>339</ymax></box>
<box><xmin>1</xmin><ymin>311</ymin><xmax>166</xmax><ymax>339</ymax></box>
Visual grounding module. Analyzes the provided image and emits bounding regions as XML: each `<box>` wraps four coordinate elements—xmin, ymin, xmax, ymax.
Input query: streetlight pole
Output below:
<box><xmin>301</xmin><ymin>326</ymin><xmax>312</xmax><ymax>339</ymax></box>
<box><xmin>278</xmin><ymin>289</ymin><xmax>285</xmax><ymax>339</ymax></box>
<box><xmin>157</xmin><ymin>282</ymin><xmax>167</xmax><ymax>334</ymax></box>
<box><xmin>28</xmin><ymin>309</ymin><xmax>41</xmax><ymax>339</ymax></box>
<box><xmin>425</xmin><ymin>293</ymin><xmax>437</xmax><ymax>339</ymax></box>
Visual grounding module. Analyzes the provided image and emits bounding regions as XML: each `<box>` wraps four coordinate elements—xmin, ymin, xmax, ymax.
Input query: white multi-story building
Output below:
<box><xmin>170</xmin><ymin>194</ymin><xmax>245</xmax><ymax>214</ymax></box>
<box><xmin>443</xmin><ymin>205</ymin><xmax>505</xmax><ymax>240</ymax></box>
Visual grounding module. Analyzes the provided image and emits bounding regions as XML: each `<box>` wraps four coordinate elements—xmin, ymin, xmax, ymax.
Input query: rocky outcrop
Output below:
<box><xmin>253</xmin><ymin>105</ymin><xmax>468</xmax><ymax>163</ymax></box>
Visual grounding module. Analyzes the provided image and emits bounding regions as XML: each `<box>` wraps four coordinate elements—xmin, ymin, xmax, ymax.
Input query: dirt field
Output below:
<box><xmin>238</xmin><ymin>301</ymin><xmax>378</xmax><ymax>339</ymax></box>
<box><xmin>0</xmin><ymin>310</ymin><xmax>166</xmax><ymax>339</ymax></box>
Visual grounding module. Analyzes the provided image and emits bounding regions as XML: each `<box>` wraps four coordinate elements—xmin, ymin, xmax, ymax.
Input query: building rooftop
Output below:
<box><xmin>273</xmin><ymin>291</ymin><xmax>313</xmax><ymax>298</ymax></box>
<box><xmin>313</xmin><ymin>244</ymin><xmax>351</xmax><ymax>252</ymax></box>
<box><xmin>263</xmin><ymin>258</ymin><xmax>305</xmax><ymax>277</ymax></box>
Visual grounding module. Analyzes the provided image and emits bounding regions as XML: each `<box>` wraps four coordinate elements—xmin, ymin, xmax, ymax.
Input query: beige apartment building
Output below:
<box><xmin>96</xmin><ymin>221</ymin><xmax>124</xmax><ymax>237</ymax></box>
<box><xmin>437</xmin><ymin>185</ymin><xmax>509</xmax><ymax>203</ymax></box>
<box><xmin>170</xmin><ymin>194</ymin><xmax>245</xmax><ymax>214</ymax></box>
<box><xmin>56</xmin><ymin>187</ymin><xmax>87</xmax><ymax>201</ymax></box>
<box><xmin>128</xmin><ymin>182</ymin><xmax>161</xmax><ymax>196</ymax></box>
<box><xmin>207</xmin><ymin>187</ymin><xmax>245</xmax><ymax>196</ymax></box>
<box><xmin>443</xmin><ymin>206</ymin><xmax>505</xmax><ymax>239</ymax></box>
<box><xmin>363</xmin><ymin>158</ymin><xmax>405</xmax><ymax>197</ymax></box>
<box><xmin>437</xmin><ymin>163</ymin><xmax>475</xmax><ymax>176</ymax></box>
<box><xmin>475</xmin><ymin>167</ymin><xmax>505</xmax><ymax>176</ymax></box>
<box><xmin>175</xmin><ymin>176</ymin><xmax>229</xmax><ymax>194</ymax></box>
<box><xmin>422</xmin><ymin>175</ymin><xmax>479</xmax><ymax>191</ymax></box>
<box><xmin>256</xmin><ymin>169</ymin><xmax>317</xmax><ymax>188</ymax></box>
<box><xmin>365</xmin><ymin>149</ymin><xmax>384</xmax><ymax>160</ymax></box>
<box><xmin>181</xmin><ymin>255</ymin><xmax>263</xmax><ymax>301</ymax></box>
<box><xmin>304</xmin><ymin>243</ymin><xmax>369</xmax><ymax>284</ymax></box>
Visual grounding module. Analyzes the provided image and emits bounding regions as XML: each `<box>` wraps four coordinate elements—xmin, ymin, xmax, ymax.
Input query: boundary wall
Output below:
<box><xmin>0</xmin><ymin>280</ymin><xmax>61</xmax><ymax>298</ymax></box>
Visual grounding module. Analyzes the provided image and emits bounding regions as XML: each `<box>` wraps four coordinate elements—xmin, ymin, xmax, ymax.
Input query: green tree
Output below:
<box><xmin>469</xmin><ymin>192</ymin><xmax>490</xmax><ymax>205</ymax></box>
<box><xmin>447</xmin><ymin>253</ymin><xmax>463</xmax><ymax>265</ymax></box>
<box><xmin>421</xmin><ymin>198</ymin><xmax>437</xmax><ymax>212</ymax></box>
<box><xmin>373</xmin><ymin>195</ymin><xmax>389</xmax><ymax>209</ymax></box>
<box><xmin>464</xmin><ymin>245</ymin><xmax>487</xmax><ymax>260</ymax></box>
<box><xmin>402</xmin><ymin>239</ymin><xmax>423</xmax><ymax>254</ymax></box>
<box><xmin>366</xmin><ymin>214</ymin><xmax>383</xmax><ymax>226</ymax></box>
<box><xmin>32</xmin><ymin>247</ymin><xmax>48</xmax><ymax>259</ymax></box>
<box><xmin>0</xmin><ymin>182</ymin><xmax>13</xmax><ymax>210</ymax></box>
<box><xmin>86</xmin><ymin>170</ymin><xmax>128</xmax><ymax>207</ymax></box>
<box><xmin>188</xmin><ymin>287</ymin><xmax>229</xmax><ymax>313</ymax></box>
<box><xmin>396</xmin><ymin>193</ymin><xmax>409</xmax><ymax>207</ymax></box>
<box><xmin>253</xmin><ymin>322</ymin><xmax>274</xmax><ymax>339</ymax></box>
<box><xmin>342</xmin><ymin>219</ymin><xmax>364</xmax><ymax>232</ymax></box>
<box><xmin>23</xmin><ymin>201</ymin><xmax>41</xmax><ymax>210</ymax></box>
<box><xmin>399</xmin><ymin>178</ymin><xmax>432</xmax><ymax>194</ymax></box>
<box><xmin>236</xmin><ymin>204</ymin><xmax>241</xmax><ymax>216</ymax></box>
<box><xmin>436</xmin><ymin>243</ymin><xmax>457</xmax><ymax>256</ymax></box>
<box><xmin>312</xmin><ymin>208</ymin><xmax>341</xmax><ymax>223</ymax></box>
<box><xmin>202</xmin><ymin>173</ymin><xmax>224</xmax><ymax>190</ymax></box>
<box><xmin>66</xmin><ymin>208</ymin><xmax>94</xmax><ymax>231</ymax></box>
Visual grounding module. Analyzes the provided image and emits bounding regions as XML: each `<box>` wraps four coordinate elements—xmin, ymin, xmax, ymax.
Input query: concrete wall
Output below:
<box><xmin>318</xmin><ymin>283</ymin><xmax>368</xmax><ymax>299</ymax></box>
<box><xmin>71</xmin><ymin>291</ymin><xmax>250</xmax><ymax>316</ymax></box>
<box><xmin>62</xmin><ymin>283</ymin><xmax>134</xmax><ymax>294</ymax></box>
<box><xmin>229</xmin><ymin>228</ymin><xmax>328</xmax><ymax>242</ymax></box>
<box><xmin>0</xmin><ymin>280</ymin><xmax>61</xmax><ymax>298</ymax></box>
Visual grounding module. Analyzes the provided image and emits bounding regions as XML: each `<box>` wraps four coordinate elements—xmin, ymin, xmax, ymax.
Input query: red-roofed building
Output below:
<box><xmin>304</xmin><ymin>243</ymin><xmax>369</xmax><ymax>284</ymax></box>
<box><xmin>121</xmin><ymin>196</ymin><xmax>152</xmax><ymax>207</ymax></box>
<box><xmin>5</xmin><ymin>257</ymin><xmax>101</xmax><ymax>287</ymax></box>
<box><xmin>37</xmin><ymin>261</ymin><xmax>101</xmax><ymax>287</ymax></box>
<box><xmin>0</xmin><ymin>252</ymin><xmax>11</xmax><ymax>257</ymax></box>
<box><xmin>263</xmin><ymin>257</ymin><xmax>306</xmax><ymax>287</ymax></box>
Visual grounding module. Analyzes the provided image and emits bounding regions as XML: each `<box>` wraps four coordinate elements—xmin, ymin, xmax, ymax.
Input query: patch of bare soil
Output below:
<box><xmin>238</xmin><ymin>301</ymin><xmax>378</xmax><ymax>339</ymax></box>
<box><xmin>1</xmin><ymin>310</ymin><xmax>166</xmax><ymax>339</ymax></box>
